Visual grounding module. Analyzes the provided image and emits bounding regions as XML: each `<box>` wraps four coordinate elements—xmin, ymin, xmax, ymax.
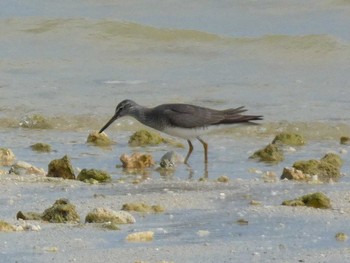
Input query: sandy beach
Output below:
<box><xmin>1</xmin><ymin>167</ymin><xmax>350</xmax><ymax>263</ymax></box>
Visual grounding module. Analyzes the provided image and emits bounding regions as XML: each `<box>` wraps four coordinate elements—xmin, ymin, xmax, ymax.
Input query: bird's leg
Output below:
<box><xmin>197</xmin><ymin>137</ymin><xmax>208</xmax><ymax>163</ymax></box>
<box><xmin>184</xmin><ymin>140</ymin><xmax>193</xmax><ymax>164</ymax></box>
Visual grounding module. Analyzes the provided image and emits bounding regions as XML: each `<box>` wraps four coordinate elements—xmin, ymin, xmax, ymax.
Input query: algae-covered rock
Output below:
<box><xmin>250</xmin><ymin>143</ymin><xmax>284</xmax><ymax>163</ymax></box>
<box><xmin>41</xmin><ymin>198</ymin><xmax>80</xmax><ymax>223</ymax></box>
<box><xmin>128</xmin><ymin>129</ymin><xmax>165</xmax><ymax>147</ymax></box>
<box><xmin>0</xmin><ymin>220</ymin><xmax>16</xmax><ymax>232</ymax></box>
<box><xmin>272</xmin><ymin>132</ymin><xmax>306</xmax><ymax>146</ymax></box>
<box><xmin>335</xmin><ymin>232</ymin><xmax>348</xmax><ymax>241</ymax></box>
<box><xmin>120</xmin><ymin>152</ymin><xmax>154</xmax><ymax>169</ymax></box>
<box><xmin>282</xmin><ymin>192</ymin><xmax>331</xmax><ymax>209</ymax></box>
<box><xmin>126</xmin><ymin>231</ymin><xmax>154</xmax><ymax>242</ymax></box>
<box><xmin>47</xmin><ymin>155</ymin><xmax>75</xmax><ymax>179</ymax></box>
<box><xmin>217</xmin><ymin>175</ymin><xmax>230</xmax><ymax>183</ymax></box>
<box><xmin>30</xmin><ymin>143</ymin><xmax>52</xmax><ymax>153</ymax></box>
<box><xmin>19</xmin><ymin>114</ymin><xmax>52</xmax><ymax>129</ymax></box>
<box><xmin>292</xmin><ymin>153</ymin><xmax>343</xmax><ymax>182</ymax></box>
<box><xmin>16</xmin><ymin>211</ymin><xmax>43</xmax><ymax>221</ymax></box>
<box><xmin>0</xmin><ymin>148</ymin><xmax>15</xmax><ymax>166</ymax></box>
<box><xmin>340</xmin><ymin>136</ymin><xmax>350</xmax><ymax>145</ymax></box>
<box><xmin>87</xmin><ymin>131</ymin><xmax>113</xmax><ymax>147</ymax></box>
<box><xmin>321</xmin><ymin>153</ymin><xmax>343</xmax><ymax>168</ymax></box>
<box><xmin>85</xmin><ymin>207</ymin><xmax>135</xmax><ymax>224</ymax></box>
<box><xmin>77</xmin><ymin>169</ymin><xmax>111</xmax><ymax>183</ymax></box>
<box><xmin>122</xmin><ymin>203</ymin><xmax>165</xmax><ymax>213</ymax></box>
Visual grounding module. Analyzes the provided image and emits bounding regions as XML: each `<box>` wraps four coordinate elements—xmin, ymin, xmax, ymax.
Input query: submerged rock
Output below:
<box><xmin>128</xmin><ymin>129</ymin><xmax>166</xmax><ymax>147</ymax></box>
<box><xmin>292</xmin><ymin>153</ymin><xmax>343</xmax><ymax>182</ymax></box>
<box><xmin>47</xmin><ymin>155</ymin><xmax>75</xmax><ymax>179</ymax></box>
<box><xmin>30</xmin><ymin>143</ymin><xmax>52</xmax><ymax>153</ymax></box>
<box><xmin>0</xmin><ymin>148</ymin><xmax>16</xmax><ymax>166</ymax></box>
<box><xmin>125</xmin><ymin>231</ymin><xmax>154</xmax><ymax>242</ymax></box>
<box><xmin>0</xmin><ymin>220</ymin><xmax>16</xmax><ymax>232</ymax></box>
<box><xmin>122</xmin><ymin>203</ymin><xmax>165</xmax><ymax>213</ymax></box>
<box><xmin>282</xmin><ymin>192</ymin><xmax>331</xmax><ymax>209</ymax></box>
<box><xmin>85</xmin><ymin>207</ymin><xmax>135</xmax><ymax>224</ymax></box>
<box><xmin>120</xmin><ymin>152</ymin><xmax>154</xmax><ymax>169</ymax></box>
<box><xmin>86</xmin><ymin>131</ymin><xmax>113</xmax><ymax>147</ymax></box>
<box><xmin>19</xmin><ymin>114</ymin><xmax>52</xmax><ymax>129</ymax></box>
<box><xmin>272</xmin><ymin>132</ymin><xmax>306</xmax><ymax>146</ymax></box>
<box><xmin>42</xmin><ymin>198</ymin><xmax>80</xmax><ymax>223</ymax></box>
<box><xmin>340</xmin><ymin>136</ymin><xmax>350</xmax><ymax>145</ymax></box>
<box><xmin>250</xmin><ymin>143</ymin><xmax>284</xmax><ymax>163</ymax></box>
<box><xmin>77</xmin><ymin>169</ymin><xmax>111</xmax><ymax>183</ymax></box>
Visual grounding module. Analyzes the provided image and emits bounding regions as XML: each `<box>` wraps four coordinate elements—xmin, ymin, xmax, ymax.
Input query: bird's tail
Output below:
<box><xmin>218</xmin><ymin>106</ymin><xmax>263</xmax><ymax>125</ymax></box>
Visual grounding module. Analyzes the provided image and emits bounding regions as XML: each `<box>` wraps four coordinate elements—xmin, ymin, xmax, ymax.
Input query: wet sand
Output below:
<box><xmin>1</xmin><ymin>170</ymin><xmax>350</xmax><ymax>263</ymax></box>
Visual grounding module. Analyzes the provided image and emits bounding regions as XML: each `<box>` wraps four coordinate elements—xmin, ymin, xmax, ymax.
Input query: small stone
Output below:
<box><xmin>281</xmin><ymin>167</ymin><xmax>308</xmax><ymax>181</ymax></box>
<box><xmin>16</xmin><ymin>211</ymin><xmax>43</xmax><ymax>221</ymax></box>
<box><xmin>30</xmin><ymin>143</ymin><xmax>52</xmax><ymax>153</ymax></box>
<box><xmin>120</xmin><ymin>152</ymin><xmax>154</xmax><ymax>169</ymax></box>
<box><xmin>0</xmin><ymin>148</ymin><xmax>16</xmax><ymax>166</ymax></box>
<box><xmin>121</xmin><ymin>203</ymin><xmax>165</xmax><ymax>213</ymax></box>
<box><xmin>249</xmin><ymin>200</ymin><xmax>262</xmax><ymax>206</ymax></box>
<box><xmin>10</xmin><ymin>161</ymin><xmax>46</xmax><ymax>176</ymax></box>
<box><xmin>47</xmin><ymin>155</ymin><xmax>75</xmax><ymax>179</ymax></box>
<box><xmin>217</xmin><ymin>175</ymin><xmax>230</xmax><ymax>183</ymax></box>
<box><xmin>41</xmin><ymin>198</ymin><xmax>80</xmax><ymax>223</ymax></box>
<box><xmin>128</xmin><ymin>130</ymin><xmax>165</xmax><ymax>147</ymax></box>
<box><xmin>125</xmin><ymin>231</ymin><xmax>154</xmax><ymax>242</ymax></box>
<box><xmin>340</xmin><ymin>136</ymin><xmax>350</xmax><ymax>145</ymax></box>
<box><xmin>250</xmin><ymin>144</ymin><xmax>284</xmax><ymax>163</ymax></box>
<box><xmin>282</xmin><ymin>192</ymin><xmax>331</xmax><ymax>209</ymax></box>
<box><xmin>77</xmin><ymin>169</ymin><xmax>111</xmax><ymax>183</ymax></box>
<box><xmin>272</xmin><ymin>132</ymin><xmax>306</xmax><ymax>146</ymax></box>
<box><xmin>0</xmin><ymin>220</ymin><xmax>16</xmax><ymax>232</ymax></box>
<box><xmin>87</xmin><ymin>131</ymin><xmax>113</xmax><ymax>146</ymax></box>
<box><xmin>85</xmin><ymin>207</ymin><xmax>135</xmax><ymax>224</ymax></box>
<box><xmin>197</xmin><ymin>230</ymin><xmax>210</xmax><ymax>237</ymax></box>
<box><xmin>236</xmin><ymin>219</ymin><xmax>249</xmax><ymax>225</ymax></box>
<box><xmin>335</xmin><ymin>232</ymin><xmax>348</xmax><ymax>241</ymax></box>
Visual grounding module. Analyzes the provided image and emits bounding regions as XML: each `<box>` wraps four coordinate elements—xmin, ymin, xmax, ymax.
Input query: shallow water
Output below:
<box><xmin>1</xmin><ymin>1</ymin><xmax>350</xmax><ymax>262</ymax></box>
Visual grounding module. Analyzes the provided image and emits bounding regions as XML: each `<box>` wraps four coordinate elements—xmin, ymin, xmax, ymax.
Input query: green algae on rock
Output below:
<box><xmin>19</xmin><ymin>114</ymin><xmax>53</xmax><ymax>129</ymax></box>
<box><xmin>77</xmin><ymin>169</ymin><xmax>111</xmax><ymax>183</ymax></box>
<box><xmin>335</xmin><ymin>232</ymin><xmax>348</xmax><ymax>241</ymax></box>
<box><xmin>125</xmin><ymin>231</ymin><xmax>154</xmax><ymax>242</ymax></box>
<box><xmin>272</xmin><ymin>132</ymin><xmax>306</xmax><ymax>146</ymax></box>
<box><xmin>217</xmin><ymin>175</ymin><xmax>230</xmax><ymax>183</ymax></box>
<box><xmin>282</xmin><ymin>192</ymin><xmax>331</xmax><ymax>209</ymax></box>
<box><xmin>121</xmin><ymin>203</ymin><xmax>165</xmax><ymax>213</ymax></box>
<box><xmin>16</xmin><ymin>211</ymin><xmax>43</xmax><ymax>221</ymax></box>
<box><xmin>128</xmin><ymin>129</ymin><xmax>166</xmax><ymax>147</ymax></box>
<box><xmin>86</xmin><ymin>131</ymin><xmax>113</xmax><ymax>147</ymax></box>
<box><xmin>41</xmin><ymin>198</ymin><xmax>80</xmax><ymax>223</ymax></box>
<box><xmin>340</xmin><ymin>136</ymin><xmax>350</xmax><ymax>145</ymax></box>
<box><xmin>85</xmin><ymin>207</ymin><xmax>135</xmax><ymax>224</ymax></box>
<box><xmin>292</xmin><ymin>153</ymin><xmax>343</xmax><ymax>182</ymax></box>
<box><xmin>30</xmin><ymin>143</ymin><xmax>52</xmax><ymax>153</ymax></box>
<box><xmin>0</xmin><ymin>220</ymin><xmax>16</xmax><ymax>232</ymax></box>
<box><xmin>250</xmin><ymin>143</ymin><xmax>284</xmax><ymax>163</ymax></box>
<box><xmin>47</xmin><ymin>155</ymin><xmax>75</xmax><ymax>179</ymax></box>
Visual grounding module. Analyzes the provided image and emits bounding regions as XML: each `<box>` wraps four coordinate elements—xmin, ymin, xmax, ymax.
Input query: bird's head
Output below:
<box><xmin>99</xmin><ymin>99</ymin><xmax>137</xmax><ymax>133</ymax></box>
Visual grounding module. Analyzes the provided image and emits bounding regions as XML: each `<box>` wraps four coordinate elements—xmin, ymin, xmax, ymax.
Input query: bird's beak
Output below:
<box><xmin>99</xmin><ymin>114</ymin><xmax>118</xmax><ymax>133</ymax></box>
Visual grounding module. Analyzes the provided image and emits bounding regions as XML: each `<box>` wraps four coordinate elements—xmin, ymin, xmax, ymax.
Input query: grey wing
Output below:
<box><xmin>160</xmin><ymin>104</ymin><xmax>225</xmax><ymax>128</ymax></box>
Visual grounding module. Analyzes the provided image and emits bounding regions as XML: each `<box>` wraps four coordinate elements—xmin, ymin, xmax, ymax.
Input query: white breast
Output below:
<box><xmin>162</xmin><ymin>126</ymin><xmax>212</xmax><ymax>139</ymax></box>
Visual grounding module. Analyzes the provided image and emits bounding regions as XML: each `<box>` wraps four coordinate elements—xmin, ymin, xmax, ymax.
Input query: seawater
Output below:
<box><xmin>0</xmin><ymin>0</ymin><xmax>350</xmax><ymax>180</ymax></box>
